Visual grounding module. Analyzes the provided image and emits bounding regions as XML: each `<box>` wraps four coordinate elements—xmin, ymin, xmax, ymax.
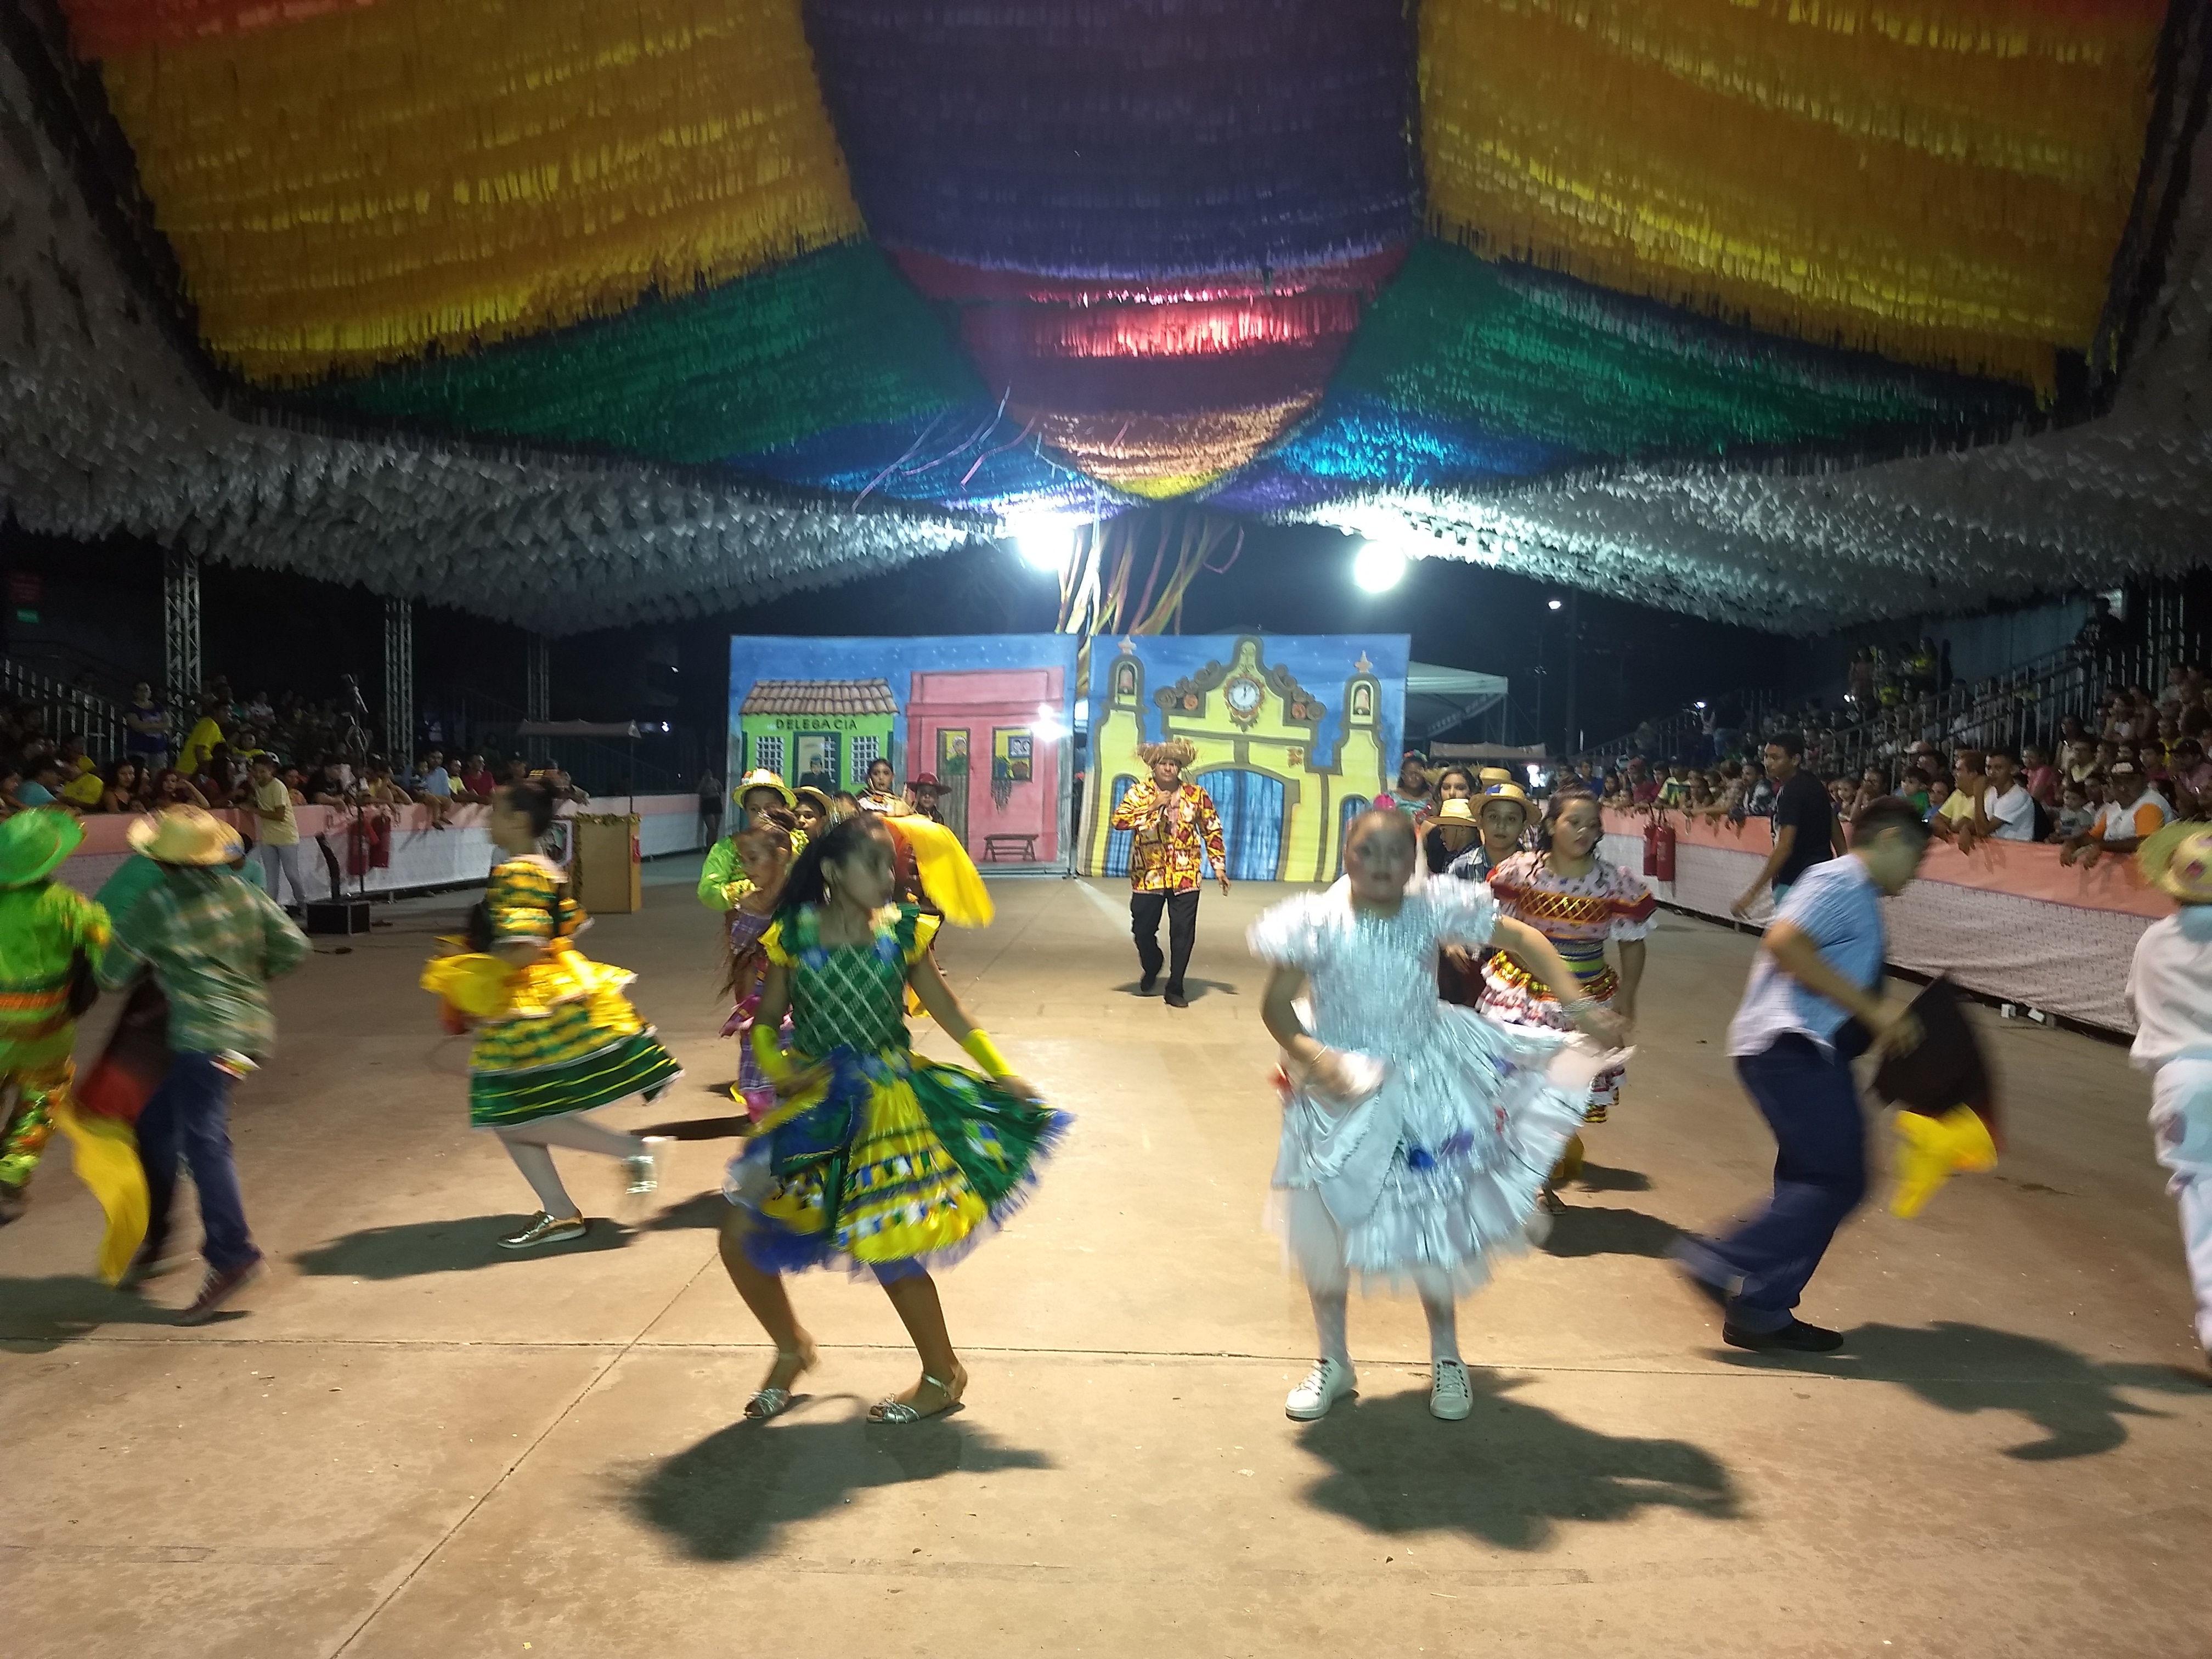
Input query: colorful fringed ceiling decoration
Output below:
<box><xmin>1418</xmin><ymin>0</ymin><xmax>2171</xmax><ymax>390</ymax></box>
<box><xmin>1201</xmin><ymin>238</ymin><xmax>2028</xmax><ymax>516</ymax></box>
<box><xmin>65</xmin><ymin>0</ymin><xmax>864</xmax><ymax>383</ymax></box>
<box><xmin>801</xmin><ymin>0</ymin><xmax>1419</xmax><ymax>497</ymax></box>
<box><xmin>1334</xmin><ymin>242</ymin><xmax>2029</xmax><ymax>463</ymax></box>
<box><xmin>322</xmin><ymin>242</ymin><xmax>976</xmax><ymax>468</ymax></box>
<box><xmin>31</xmin><ymin>0</ymin><xmax>2187</xmax><ymax>535</ymax></box>
<box><xmin>800</xmin><ymin>0</ymin><xmax>1418</xmax><ymax>275</ymax></box>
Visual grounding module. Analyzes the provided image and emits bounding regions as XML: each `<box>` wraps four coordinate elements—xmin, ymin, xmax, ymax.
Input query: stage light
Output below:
<box><xmin>1032</xmin><ymin>701</ymin><xmax>1068</xmax><ymax>742</ymax></box>
<box><xmin>1547</xmin><ymin>597</ymin><xmax>1563</xmax><ymax>611</ymax></box>
<box><xmin>1352</xmin><ymin>539</ymin><xmax>1406</xmax><ymax>593</ymax></box>
<box><xmin>1694</xmin><ymin>701</ymin><xmax>1707</xmax><ymax>710</ymax></box>
<box><xmin>1008</xmin><ymin>518</ymin><xmax>1077</xmax><ymax>572</ymax></box>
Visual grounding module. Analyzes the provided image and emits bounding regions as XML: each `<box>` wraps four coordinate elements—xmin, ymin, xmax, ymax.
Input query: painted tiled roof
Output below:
<box><xmin>740</xmin><ymin>678</ymin><xmax>897</xmax><ymax>716</ymax></box>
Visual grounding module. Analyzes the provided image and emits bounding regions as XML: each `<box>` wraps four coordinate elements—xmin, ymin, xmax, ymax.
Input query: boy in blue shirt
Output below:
<box><xmin>1676</xmin><ymin>796</ymin><xmax>1930</xmax><ymax>1352</ymax></box>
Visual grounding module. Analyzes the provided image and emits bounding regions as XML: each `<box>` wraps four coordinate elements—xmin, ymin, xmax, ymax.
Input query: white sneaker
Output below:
<box><xmin>1430</xmin><ymin>1358</ymin><xmax>1474</xmax><ymax>1421</ymax></box>
<box><xmin>625</xmin><ymin>1135</ymin><xmax>671</xmax><ymax>1196</ymax></box>
<box><xmin>1285</xmin><ymin>1357</ymin><xmax>1357</xmax><ymax>1420</ymax></box>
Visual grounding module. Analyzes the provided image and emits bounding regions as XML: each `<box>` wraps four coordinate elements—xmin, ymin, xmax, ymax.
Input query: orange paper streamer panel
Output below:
<box><xmin>1418</xmin><ymin>0</ymin><xmax>2169</xmax><ymax>388</ymax></box>
<box><xmin>63</xmin><ymin>1</ymin><xmax>385</xmax><ymax>57</ymax></box>
<box><xmin>87</xmin><ymin>0</ymin><xmax>864</xmax><ymax>383</ymax></box>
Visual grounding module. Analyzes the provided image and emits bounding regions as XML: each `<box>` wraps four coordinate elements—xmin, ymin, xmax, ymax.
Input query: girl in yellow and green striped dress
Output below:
<box><xmin>720</xmin><ymin>811</ymin><xmax>1066</xmax><ymax>1425</ymax></box>
<box><xmin>422</xmin><ymin>779</ymin><xmax>681</xmax><ymax>1249</ymax></box>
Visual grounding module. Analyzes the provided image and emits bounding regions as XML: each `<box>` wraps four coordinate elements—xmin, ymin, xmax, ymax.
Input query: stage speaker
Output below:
<box><xmin>304</xmin><ymin>899</ymin><xmax>372</xmax><ymax>935</ymax></box>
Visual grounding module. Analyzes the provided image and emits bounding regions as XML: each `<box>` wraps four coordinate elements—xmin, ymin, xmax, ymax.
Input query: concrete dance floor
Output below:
<box><xmin>3</xmin><ymin>870</ymin><xmax>2208</xmax><ymax>1657</ymax></box>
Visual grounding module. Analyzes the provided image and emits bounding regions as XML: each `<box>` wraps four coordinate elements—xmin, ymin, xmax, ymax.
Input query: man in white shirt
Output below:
<box><xmin>2064</xmin><ymin>764</ymin><xmax>2172</xmax><ymax>867</ymax></box>
<box><xmin>1957</xmin><ymin>751</ymin><xmax>2035</xmax><ymax>854</ymax></box>
<box><xmin>2126</xmin><ymin>823</ymin><xmax>2212</xmax><ymax>1371</ymax></box>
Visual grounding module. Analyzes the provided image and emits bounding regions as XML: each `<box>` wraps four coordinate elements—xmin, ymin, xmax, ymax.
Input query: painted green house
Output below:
<box><xmin>736</xmin><ymin>678</ymin><xmax>897</xmax><ymax>794</ymax></box>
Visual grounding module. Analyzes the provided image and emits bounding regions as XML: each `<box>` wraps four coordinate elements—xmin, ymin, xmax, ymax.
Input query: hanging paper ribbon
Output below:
<box><xmin>78</xmin><ymin>0</ymin><xmax>865</xmax><ymax>382</ymax></box>
<box><xmin>1418</xmin><ymin>0</ymin><xmax>2169</xmax><ymax>389</ymax></box>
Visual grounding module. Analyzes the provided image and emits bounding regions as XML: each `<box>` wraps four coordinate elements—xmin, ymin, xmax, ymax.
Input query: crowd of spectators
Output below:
<box><xmin>0</xmin><ymin>675</ymin><xmax>590</xmax><ymax>825</ymax></box>
<box><xmin>1579</xmin><ymin>665</ymin><xmax>2212</xmax><ymax>870</ymax></box>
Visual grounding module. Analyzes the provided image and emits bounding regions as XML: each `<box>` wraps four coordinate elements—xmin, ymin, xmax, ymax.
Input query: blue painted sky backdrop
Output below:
<box><xmin>1088</xmin><ymin>634</ymin><xmax>1408</xmax><ymax>771</ymax></box>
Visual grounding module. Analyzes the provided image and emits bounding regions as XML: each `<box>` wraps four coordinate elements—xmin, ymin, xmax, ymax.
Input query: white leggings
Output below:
<box><xmin>2151</xmin><ymin>1059</ymin><xmax>2212</xmax><ymax>1351</ymax></box>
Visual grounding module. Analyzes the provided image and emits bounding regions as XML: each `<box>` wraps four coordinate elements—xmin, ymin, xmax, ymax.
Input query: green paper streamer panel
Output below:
<box><xmin>1337</xmin><ymin>242</ymin><xmax>2028</xmax><ymax>462</ymax></box>
<box><xmin>322</xmin><ymin>241</ymin><xmax>979</xmax><ymax>465</ymax></box>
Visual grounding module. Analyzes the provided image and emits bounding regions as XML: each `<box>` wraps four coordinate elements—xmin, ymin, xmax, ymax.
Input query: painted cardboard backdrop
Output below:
<box><xmin>727</xmin><ymin>635</ymin><xmax>1080</xmax><ymax>868</ymax></box>
<box><xmin>1078</xmin><ymin>633</ymin><xmax>1409</xmax><ymax>883</ymax></box>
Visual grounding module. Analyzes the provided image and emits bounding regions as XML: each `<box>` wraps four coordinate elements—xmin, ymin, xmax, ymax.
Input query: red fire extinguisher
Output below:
<box><xmin>1652</xmin><ymin>818</ymin><xmax>1677</xmax><ymax>882</ymax></box>
<box><xmin>1641</xmin><ymin>819</ymin><xmax>1660</xmax><ymax>876</ymax></box>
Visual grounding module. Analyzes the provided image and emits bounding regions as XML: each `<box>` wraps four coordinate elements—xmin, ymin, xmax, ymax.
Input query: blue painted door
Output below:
<box><xmin>1103</xmin><ymin>774</ymin><xmax>1138</xmax><ymax>877</ymax></box>
<box><xmin>1196</xmin><ymin>768</ymin><xmax>1286</xmax><ymax>882</ymax></box>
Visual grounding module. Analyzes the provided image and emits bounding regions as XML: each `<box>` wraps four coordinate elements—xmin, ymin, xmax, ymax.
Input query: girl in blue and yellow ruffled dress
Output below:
<box><xmin>423</xmin><ymin>778</ymin><xmax>683</xmax><ymax>1248</ymax></box>
<box><xmin>719</xmin><ymin>810</ymin><xmax>1066</xmax><ymax>1425</ymax></box>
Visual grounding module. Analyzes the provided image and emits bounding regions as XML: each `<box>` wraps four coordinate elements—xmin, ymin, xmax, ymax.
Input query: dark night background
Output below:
<box><xmin>0</xmin><ymin>513</ymin><xmax>1800</xmax><ymax>768</ymax></box>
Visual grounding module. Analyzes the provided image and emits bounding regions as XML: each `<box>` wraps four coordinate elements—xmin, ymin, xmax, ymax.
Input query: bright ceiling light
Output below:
<box><xmin>1547</xmin><ymin>597</ymin><xmax>1564</xmax><ymax>611</ymax></box>
<box><xmin>1352</xmin><ymin>539</ymin><xmax>1407</xmax><ymax>593</ymax></box>
<box><xmin>1008</xmin><ymin>518</ymin><xmax>1077</xmax><ymax>571</ymax></box>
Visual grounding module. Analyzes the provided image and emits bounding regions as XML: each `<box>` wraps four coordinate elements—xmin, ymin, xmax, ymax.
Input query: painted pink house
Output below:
<box><xmin>904</xmin><ymin>666</ymin><xmax>1064</xmax><ymax>863</ymax></box>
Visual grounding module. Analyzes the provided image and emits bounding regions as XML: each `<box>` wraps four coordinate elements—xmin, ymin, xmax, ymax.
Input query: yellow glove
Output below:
<box><xmin>960</xmin><ymin>1028</ymin><xmax>1012</xmax><ymax>1078</ymax></box>
<box><xmin>751</xmin><ymin>1023</ymin><xmax>797</xmax><ymax>1086</ymax></box>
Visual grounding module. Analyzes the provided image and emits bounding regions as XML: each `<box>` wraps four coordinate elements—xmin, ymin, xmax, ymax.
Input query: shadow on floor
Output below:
<box><xmin>640</xmin><ymin>1111</ymin><xmax>751</xmax><ymax>1141</ymax></box>
<box><xmin>638</xmin><ymin>1191</ymin><xmax>729</xmax><ymax>1233</ymax></box>
<box><xmin>1570</xmin><ymin>1162</ymin><xmax>1652</xmax><ymax>1194</ymax></box>
<box><xmin>1720</xmin><ymin>1321</ymin><xmax>2209</xmax><ymax>1461</ymax></box>
<box><xmin>0</xmin><ymin>1276</ymin><xmax>194</xmax><ymax>1349</ymax></box>
<box><xmin>1539</xmin><ymin>1204</ymin><xmax>1683</xmax><ymax>1260</ymax></box>
<box><xmin>1296</xmin><ymin>1371</ymin><xmax>1737</xmax><ymax>1550</ymax></box>
<box><xmin>290</xmin><ymin>1215</ymin><xmax>634</xmax><ymax>1278</ymax></box>
<box><xmin>1111</xmin><ymin>978</ymin><xmax>1238</xmax><ymax>1001</ymax></box>
<box><xmin>627</xmin><ymin>1407</ymin><xmax>1054</xmax><ymax>1562</ymax></box>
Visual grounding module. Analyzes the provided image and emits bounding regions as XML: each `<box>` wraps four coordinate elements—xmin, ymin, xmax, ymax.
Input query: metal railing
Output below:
<box><xmin>1576</xmin><ymin>686</ymin><xmax>1788</xmax><ymax>766</ymax></box>
<box><xmin>1807</xmin><ymin>620</ymin><xmax>2196</xmax><ymax>780</ymax></box>
<box><xmin>0</xmin><ymin>656</ymin><xmax>130</xmax><ymax>763</ymax></box>
<box><xmin>421</xmin><ymin>683</ymin><xmax>696</xmax><ymax>797</ymax></box>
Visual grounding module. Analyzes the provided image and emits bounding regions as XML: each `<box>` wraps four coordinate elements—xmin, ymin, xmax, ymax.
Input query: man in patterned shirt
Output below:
<box><xmin>1110</xmin><ymin>738</ymin><xmax>1228</xmax><ymax>1008</ymax></box>
<box><xmin>99</xmin><ymin>808</ymin><xmax>308</xmax><ymax>1323</ymax></box>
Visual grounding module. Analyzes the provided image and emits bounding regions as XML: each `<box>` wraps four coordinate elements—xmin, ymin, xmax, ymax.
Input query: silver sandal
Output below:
<box><xmin>867</xmin><ymin>1370</ymin><xmax>964</xmax><ymax>1424</ymax></box>
<box><xmin>745</xmin><ymin>1347</ymin><xmax>815</xmax><ymax>1421</ymax></box>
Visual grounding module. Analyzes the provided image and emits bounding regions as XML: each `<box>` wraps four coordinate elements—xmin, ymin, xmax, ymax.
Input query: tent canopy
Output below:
<box><xmin>1404</xmin><ymin>663</ymin><xmax>1509</xmax><ymax>741</ymax></box>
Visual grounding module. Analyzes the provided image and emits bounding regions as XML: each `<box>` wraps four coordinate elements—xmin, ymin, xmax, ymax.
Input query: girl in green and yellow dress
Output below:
<box><xmin>422</xmin><ymin>778</ymin><xmax>682</xmax><ymax>1248</ymax></box>
<box><xmin>720</xmin><ymin>811</ymin><xmax>1066</xmax><ymax>1424</ymax></box>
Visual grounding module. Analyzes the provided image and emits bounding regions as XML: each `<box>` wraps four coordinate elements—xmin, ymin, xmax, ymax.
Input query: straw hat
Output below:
<box><xmin>792</xmin><ymin>785</ymin><xmax>835</xmax><ymax>820</ymax></box>
<box><xmin>1478</xmin><ymin>767</ymin><xmax>1516</xmax><ymax>787</ymax></box>
<box><xmin>0</xmin><ymin>807</ymin><xmax>84</xmax><ymax>889</ymax></box>
<box><xmin>1480</xmin><ymin>782</ymin><xmax>1534</xmax><ymax>820</ymax></box>
<box><xmin>2140</xmin><ymin>822</ymin><xmax>2212</xmax><ymax>904</ymax></box>
<box><xmin>1137</xmin><ymin>737</ymin><xmax>1198</xmax><ymax>769</ymax></box>
<box><xmin>1431</xmin><ymin>797</ymin><xmax>1480</xmax><ymax>825</ymax></box>
<box><xmin>733</xmin><ymin>768</ymin><xmax>795</xmax><ymax>808</ymax></box>
<box><xmin>128</xmin><ymin>805</ymin><xmax>242</xmax><ymax>867</ymax></box>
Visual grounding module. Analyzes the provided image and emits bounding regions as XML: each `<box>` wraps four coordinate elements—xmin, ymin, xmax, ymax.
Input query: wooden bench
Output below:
<box><xmin>981</xmin><ymin>833</ymin><xmax>1039</xmax><ymax>862</ymax></box>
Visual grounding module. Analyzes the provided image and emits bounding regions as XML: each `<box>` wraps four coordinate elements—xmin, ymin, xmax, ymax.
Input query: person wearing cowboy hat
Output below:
<box><xmin>1421</xmin><ymin>796</ymin><xmax>1482</xmax><ymax>874</ymax></box>
<box><xmin>699</xmin><ymin>769</ymin><xmax>806</xmax><ymax>911</ymax></box>
<box><xmin>1449</xmin><ymin>781</ymin><xmax>1536</xmax><ymax>885</ymax></box>
<box><xmin>1437</xmin><ymin>783</ymin><xmax>1537</xmax><ymax>1006</ymax></box>
<box><xmin>0</xmin><ymin>810</ymin><xmax>112</xmax><ymax>1229</ymax></box>
<box><xmin>908</xmin><ymin>772</ymin><xmax>946</xmax><ymax>823</ymax></box>
<box><xmin>1109</xmin><ymin>737</ymin><xmax>1227</xmax><ymax>1007</ymax></box>
<box><xmin>98</xmin><ymin>806</ymin><xmax>308</xmax><ymax>1323</ymax></box>
<box><xmin>2126</xmin><ymin>821</ymin><xmax>2212</xmax><ymax>1372</ymax></box>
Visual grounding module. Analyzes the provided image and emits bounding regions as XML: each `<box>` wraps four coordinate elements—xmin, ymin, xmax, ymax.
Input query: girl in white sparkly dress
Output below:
<box><xmin>1251</xmin><ymin>810</ymin><xmax>1621</xmax><ymax>1423</ymax></box>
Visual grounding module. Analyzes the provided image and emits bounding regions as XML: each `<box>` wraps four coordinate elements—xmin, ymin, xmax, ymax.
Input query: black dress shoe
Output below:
<box><xmin>1163</xmin><ymin>986</ymin><xmax>1189</xmax><ymax>1008</ymax></box>
<box><xmin>1724</xmin><ymin>1319</ymin><xmax>1844</xmax><ymax>1353</ymax></box>
<box><xmin>1138</xmin><ymin>972</ymin><xmax>1159</xmax><ymax>995</ymax></box>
